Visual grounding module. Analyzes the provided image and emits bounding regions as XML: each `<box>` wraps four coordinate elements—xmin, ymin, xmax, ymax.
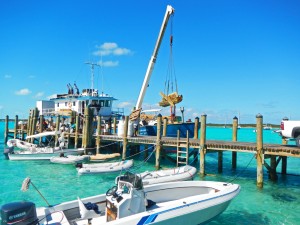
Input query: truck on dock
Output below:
<box><xmin>278</xmin><ymin>119</ymin><xmax>300</xmax><ymax>147</ymax></box>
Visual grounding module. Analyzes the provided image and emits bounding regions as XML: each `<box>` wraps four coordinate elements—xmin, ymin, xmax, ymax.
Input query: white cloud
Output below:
<box><xmin>4</xmin><ymin>74</ymin><xmax>12</xmax><ymax>79</ymax></box>
<box><xmin>15</xmin><ymin>88</ymin><xmax>31</xmax><ymax>95</ymax></box>
<box><xmin>98</xmin><ymin>60</ymin><xmax>119</xmax><ymax>67</ymax></box>
<box><xmin>93</xmin><ymin>42</ymin><xmax>132</xmax><ymax>57</ymax></box>
<box><xmin>34</xmin><ymin>92</ymin><xmax>44</xmax><ymax>98</ymax></box>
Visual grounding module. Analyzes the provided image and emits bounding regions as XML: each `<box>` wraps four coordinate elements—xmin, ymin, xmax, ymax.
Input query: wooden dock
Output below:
<box><xmin>4</xmin><ymin>108</ymin><xmax>300</xmax><ymax>188</ymax></box>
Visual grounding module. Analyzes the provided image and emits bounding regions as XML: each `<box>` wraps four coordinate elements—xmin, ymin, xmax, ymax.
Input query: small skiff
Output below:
<box><xmin>77</xmin><ymin>159</ymin><xmax>134</xmax><ymax>175</ymax></box>
<box><xmin>116</xmin><ymin>165</ymin><xmax>197</xmax><ymax>186</ymax></box>
<box><xmin>50</xmin><ymin>155</ymin><xmax>90</xmax><ymax>164</ymax></box>
<box><xmin>0</xmin><ymin>172</ymin><xmax>240</xmax><ymax>225</ymax></box>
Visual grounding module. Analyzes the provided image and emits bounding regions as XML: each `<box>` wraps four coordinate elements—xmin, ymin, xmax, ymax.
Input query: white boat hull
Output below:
<box><xmin>8</xmin><ymin>148</ymin><xmax>85</xmax><ymax>161</ymax></box>
<box><xmin>117</xmin><ymin>165</ymin><xmax>197</xmax><ymax>186</ymax></box>
<box><xmin>50</xmin><ymin>155</ymin><xmax>90</xmax><ymax>164</ymax></box>
<box><xmin>77</xmin><ymin>160</ymin><xmax>134</xmax><ymax>175</ymax></box>
<box><xmin>35</xmin><ymin>180</ymin><xmax>240</xmax><ymax>225</ymax></box>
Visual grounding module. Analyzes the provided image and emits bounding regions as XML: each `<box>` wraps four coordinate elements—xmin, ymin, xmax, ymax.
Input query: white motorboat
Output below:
<box><xmin>6</xmin><ymin>147</ymin><xmax>85</xmax><ymax>161</ymax></box>
<box><xmin>116</xmin><ymin>165</ymin><xmax>197</xmax><ymax>186</ymax></box>
<box><xmin>5</xmin><ymin>130</ymin><xmax>85</xmax><ymax>160</ymax></box>
<box><xmin>77</xmin><ymin>159</ymin><xmax>134</xmax><ymax>175</ymax></box>
<box><xmin>50</xmin><ymin>155</ymin><xmax>90</xmax><ymax>164</ymax></box>
<box><xmin>0</xmin><ymin>171</ymin><xmax>240</xmax><ymax>225</ymax></box>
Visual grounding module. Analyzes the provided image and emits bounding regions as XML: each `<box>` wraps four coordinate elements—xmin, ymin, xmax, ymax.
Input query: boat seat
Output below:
<box><xmin>78</xmin><ymin>197</ymin><xmax>101</xmax><ymax>220</ymax></box>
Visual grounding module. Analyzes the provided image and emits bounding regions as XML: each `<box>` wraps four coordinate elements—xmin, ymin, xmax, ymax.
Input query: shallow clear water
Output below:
<box><xmin>0</xmin><ymin>122</ymin><xmax>299</xmax><ymax>224</ymax></box>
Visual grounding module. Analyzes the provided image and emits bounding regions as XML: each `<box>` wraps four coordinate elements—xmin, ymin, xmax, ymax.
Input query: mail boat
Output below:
<box><xmin>0</xmin><ymin>172</ymin><xmax>240</xmax><ymax>225</ymax></box>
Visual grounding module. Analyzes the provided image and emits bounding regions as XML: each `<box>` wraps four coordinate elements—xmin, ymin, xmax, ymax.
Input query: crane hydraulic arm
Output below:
<box><xmin>135</xmin><ymin>5</ymin><xmax>175</xmax><ymax>110</ymax></box>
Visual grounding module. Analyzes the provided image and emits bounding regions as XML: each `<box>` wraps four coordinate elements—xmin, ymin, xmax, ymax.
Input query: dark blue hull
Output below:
<box><xmin>139</xmin><ymin>122</ymin><xmax>197</xmax><ymax>138</ymax></box>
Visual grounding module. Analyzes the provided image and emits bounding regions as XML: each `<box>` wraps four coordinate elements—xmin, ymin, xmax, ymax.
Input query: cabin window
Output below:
<box><xmin>100</xmin><ymin>100</ymin><xmax>104</xmax><ymax>107</ymax></box>
<box><xmin>105</xmin><ymin>100</ymin><xmax>111</xmax><ymax>107</ymax></box>
<box><xmin>57</xmin><ymin>103</ymin><xmax>59</xmax><ymax>107</ymax></box>
<box><xmin>73</xmin><ymin>102</ymin><xmax>76</xmax><ymax>106</ymax></box>
<box><xmin>65</xmin><ymin>102</ymin><xmax>68</xmax><ymax>106</ymax></box>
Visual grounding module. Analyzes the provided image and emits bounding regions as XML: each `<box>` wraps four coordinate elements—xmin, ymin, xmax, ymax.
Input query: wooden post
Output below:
<box><xmin>162</xmin><ymin>117</ymin><xmax>167</xmax><ymax>137</ymax></box>
<box><xmin>113</xmin><ymin>118</ymin><xmax>117</xmax><ymax>134</ymax></box>
<box><xmin>269</xmin><ymin>156</ymin><xmax>278</xmax><ymax>181</ymax></box>
<box><xmin>281</xmin><ymin>136</ymin><xmax>288</xmax><ymax>174</ymax></box>
<box><xmin>14</xmin><ymin>115</ymin><xmax>18</xmax><ymax>139</ymax></box>
<box><xmin>30</xmin><ymin>108</ymin><xmax>39</xmax><ymax>143</ymax></box>
<box><xmin>27</xmin><ymin>109</ymin><xmax>32</xmax><ymax>136</ymax></box>
<box><xmin>122</xmin><ymin>116</ymin><xmax>129</xmax><ymax>160</ymax></box>
<box><xmin>82</xmin><ymin>107</ymin><xmax>94</xmax><ymax>154</ymax></box>
<box><xmin>96</xmin><ymin>116</ymin><xmax>101</xmax><ymax>154</ymax></box>
<box><xmin>194</xmin><ymin>117</ymin><xmax>199</xmax><ymax>139</ymax></box>
<box><xmin>155</xmin><ymin>114</ymin><xmax>162</xmax><ymax>170</ymax></box>
<box><xmin>218</xmin><ymin>151</ymin><xmax>223</xmax><ymax>173</ymax></box>
<box><xmin>256</xmin><ymin>113</ymin><xmax>264</xmax><ymax>188</ymax></box>
<box><xmin>193</xmin><ymin>117</ymin><xmax>199</xmax><ymax>161</ymax></box>
<box><xmin>39</xmin><ymin>115</ymin><xmax>44</xmax><ymax>143</ymax></box>
<box><xmin>281</xmin><ymin>117</ymin><xmax>288</xmax><ymax>174</ymax></box>
<box><xmin>199</xmin><ymin>114</ymin><xmax>207</xmax><ymax>177</ymax></box>
<box><xmin>4</xmin><ymin>115</ymin><xmax>9</xmax><ymax>144</ymax></box>
<box><xmin>232</xmin><ymin>116</ymin><xmax>238</xmax><ymax>169</ymax></box>
<box><xmin>55</xmin><ymin>115</ymin><xmax>60</xmax><ymax>147</ymax></box>
<box><xmin>144</xmin><ymin>144</ymin><xmax>149</xmax><ymax>160</ymax></box>
<box><xmin>74</xmin><ymin>114</ymin><xmax>79</xmax><ymax>148</ymax></box>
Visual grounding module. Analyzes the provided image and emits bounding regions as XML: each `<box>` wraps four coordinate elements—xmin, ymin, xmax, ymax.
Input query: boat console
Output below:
<box><xmin>105</xmin><ymin>172</ymin><xmax>146</xmax><ymax>222</ymax></box>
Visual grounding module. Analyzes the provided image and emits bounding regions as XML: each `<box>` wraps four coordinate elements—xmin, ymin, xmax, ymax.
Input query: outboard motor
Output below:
<box><xmin>0</xmin><ymin>201</ymin><xmax>38</xmax><ymax>225</ymax></box>
<box><xmin>3</xmin><ymin>147</ymin><xmax>14</xmax><ymax>160</ymax></box>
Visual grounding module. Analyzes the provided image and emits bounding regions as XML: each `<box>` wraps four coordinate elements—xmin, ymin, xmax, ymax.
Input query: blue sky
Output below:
<box><xmin>0</xmin><ymin>0</ymin><xmax>299</xmax><ymax>124</ymax></box>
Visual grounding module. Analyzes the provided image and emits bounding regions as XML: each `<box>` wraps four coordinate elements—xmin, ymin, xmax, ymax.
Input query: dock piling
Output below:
<box><xmin>199</xmin><ymin>114</ymin><xmax>207</xmax><ymax>177</ymax></box>
<box><xmin>256</xmin><ymin>113</ymin><xmax>264</xmax><ymax>188</ymax></box>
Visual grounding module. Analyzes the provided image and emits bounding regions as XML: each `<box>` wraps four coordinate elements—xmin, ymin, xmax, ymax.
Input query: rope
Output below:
<box><xmin>125</xmin><ymin>145</ymin><xmax>155</xmax><ymax>159</ymax></box>
<box><xmin>227</xmin><ymin>153</ymin><xmax>256</xmax><ymax>184</ymax></box>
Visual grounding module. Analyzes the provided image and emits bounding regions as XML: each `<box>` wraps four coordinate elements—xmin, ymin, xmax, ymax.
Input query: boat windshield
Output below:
<box><xmin>118</xmin><ymin>172</ymin><xmax>143</xmax><ymax>190</ymax></box>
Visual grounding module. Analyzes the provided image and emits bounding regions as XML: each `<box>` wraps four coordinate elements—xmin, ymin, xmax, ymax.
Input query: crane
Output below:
<box><xmin>135</xmin><ymin>5</ymin><xmax>175</xmax><ymax>111</ymax></box>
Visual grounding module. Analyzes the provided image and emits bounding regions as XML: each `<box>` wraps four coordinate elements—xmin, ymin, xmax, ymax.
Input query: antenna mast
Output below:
<box><xmin>85</xmin><ymin>61</ymin><xmax>101</xmax><ymax>90</ymax></box>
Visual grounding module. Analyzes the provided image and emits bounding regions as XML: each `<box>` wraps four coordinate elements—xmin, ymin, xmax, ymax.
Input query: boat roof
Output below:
<box><xmin>26</xmin><ymin>131</ymin><xmax>61</xmax><ymax>139</ymax></box>
<box><xmin>51</xmin><ymin>95</ymin><xmax>117</xmax><ymax>102</ymax></box>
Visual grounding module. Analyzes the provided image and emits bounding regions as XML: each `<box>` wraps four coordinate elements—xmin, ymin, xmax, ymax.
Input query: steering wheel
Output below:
<box><xmin>106</xmin><ymin>186</ymin><xmax>118</xmax><ymax>197</ymax></box>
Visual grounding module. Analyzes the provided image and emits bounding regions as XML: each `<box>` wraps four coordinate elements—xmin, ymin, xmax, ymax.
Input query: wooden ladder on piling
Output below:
<box><xmin>176</xmin><ymin>130</ymin><xmax>190</xmax><ymax>167</ymax></box>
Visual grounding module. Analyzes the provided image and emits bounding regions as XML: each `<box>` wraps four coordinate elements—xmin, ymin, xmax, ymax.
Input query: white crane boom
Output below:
<box><xmin>135</xmin><ymin>5</ymin><xmax>175</xmax><ymax>110</ymax></box>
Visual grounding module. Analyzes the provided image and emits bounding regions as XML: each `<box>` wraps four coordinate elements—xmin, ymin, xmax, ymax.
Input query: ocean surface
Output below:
<box><xmin>0</xmin><ymin>121</ymin><xmax>299</xmax><ymax>225</ymax></box>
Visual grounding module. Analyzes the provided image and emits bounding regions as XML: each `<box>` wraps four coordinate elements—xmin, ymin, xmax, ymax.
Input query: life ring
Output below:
<box><xmin>68</xmin><ymin>102</ymin><xmax>72</xmax><ymax>108</ymax></box>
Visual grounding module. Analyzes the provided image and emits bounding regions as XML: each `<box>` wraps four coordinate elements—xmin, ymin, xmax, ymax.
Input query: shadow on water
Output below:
<box><xmin>208</xmin><ymin>210</ymin><xmax>271</xmax><ymax>225</ymax></box>
<box><xmin>271</xmin><ymin>192</ymin><xmax>298</xmax><ymax>203</ymax></box>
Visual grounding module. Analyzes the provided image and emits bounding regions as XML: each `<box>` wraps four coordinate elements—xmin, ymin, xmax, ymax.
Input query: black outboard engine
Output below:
<box><xmin>0</xmin><ymin>202</ymin><xmax>38</xmax><ymax>225</ymax></box>
<box><xmin>3</xmin><ymin>147</ymin><xmax>14</xmax><ymax>160</ymax></box>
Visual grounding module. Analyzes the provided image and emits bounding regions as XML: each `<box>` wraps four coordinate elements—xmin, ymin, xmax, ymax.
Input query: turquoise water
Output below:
<box><xmin>0</xmin><ymin>122</ymin><xmax>299</xmax><ymax>224</ymax></box>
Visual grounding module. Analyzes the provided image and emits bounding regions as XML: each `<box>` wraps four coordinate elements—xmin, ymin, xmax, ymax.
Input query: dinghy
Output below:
<box><xmin>50</xmin><ymin>154</ymin><xmax>90</xmax><ymax>164</ymax></box>
<box><xmin>89</xmin><ymin>153</ymin><xmax>121</xmax><ymax>161</ymax></box>
<box><xmin>116</xmin><ymin>165</ymin><xmax>197</xmax><ymax>186</ymax></box>
<box><xmin>76</xmin><ymin>159</ymin><xmax>134</xmax><ymax>175</ymax></box>
<box><xmin>0</xmin><ymin>172</ymin><xmax>240</xmax><ymax>225</ymax></box>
